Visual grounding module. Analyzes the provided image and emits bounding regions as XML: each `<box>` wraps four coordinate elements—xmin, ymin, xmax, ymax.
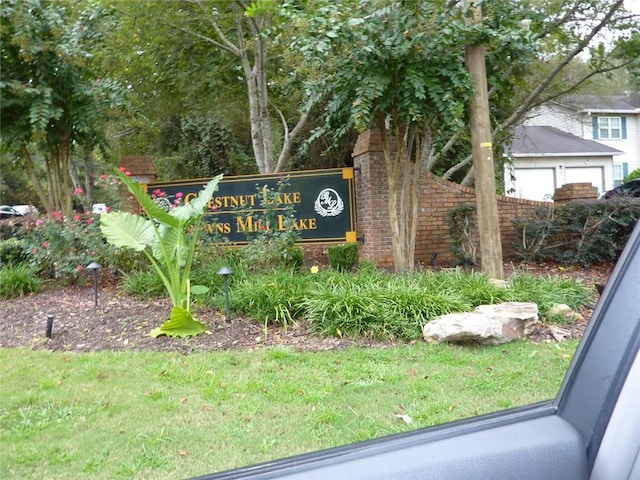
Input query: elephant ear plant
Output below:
<box><xmin>100</xmin><ymin>170</ymin><xmax>223</xmax><ymax>338</ymax></box>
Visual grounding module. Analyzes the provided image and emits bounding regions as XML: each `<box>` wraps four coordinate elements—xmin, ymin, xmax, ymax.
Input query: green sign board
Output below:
<box><xmin>145</xmin><ymin>168</ymin><xmax>357</xmax><ymax>244</ymax></box>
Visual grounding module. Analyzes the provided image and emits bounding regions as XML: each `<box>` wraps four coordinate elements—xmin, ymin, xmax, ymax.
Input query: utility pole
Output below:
<box><xmin>465</xmin><ymin>1</ymin><xmax>505</xmax><ymax>280</ymax></box>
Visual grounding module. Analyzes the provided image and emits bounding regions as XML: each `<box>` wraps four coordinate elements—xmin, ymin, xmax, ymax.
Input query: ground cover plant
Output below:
<box><xmin>0</xmin><ymin>264</ymin><xmax>40</xmax><ymax>299</ymax></box>
<box><xmin>0</xmin><ymin>341</ymin><xmax>578</xmax><ymax>479</ymax></box>
<box><xmin>224</xmin><ymin>267</ymin><xmax>592</xmax><ymax>340</ymax></box>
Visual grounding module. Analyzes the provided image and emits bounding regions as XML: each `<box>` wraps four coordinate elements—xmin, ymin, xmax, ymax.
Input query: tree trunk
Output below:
<box><xmin>22</xmin><ymin>146</ymin><xmax>52</xmax><ymax>212</ymax></box>
<box><xmin>83</xmin><ymin>147</ymin><xmax>95</xmax><ymax>209</ymax></box>
<box><xmin>378</xmin><ymin>115</ymin><xmax>424</xmax><ymax>273</ymax></box>
<box><xmin>465</xmin><ymin>1</ymin><xmax>505</xmax><ymax>280</ymax></box>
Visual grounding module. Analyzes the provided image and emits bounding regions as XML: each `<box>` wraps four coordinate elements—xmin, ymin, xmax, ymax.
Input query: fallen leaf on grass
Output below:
<box><xmin>395</xmin><ymin>414</ymin><xmax>413</xmax><ymax>424</ymax></box>
<box><xmin>178</xmin><ymin>450</ymin><xmax>189</xmax><ymax>456</ymax></box>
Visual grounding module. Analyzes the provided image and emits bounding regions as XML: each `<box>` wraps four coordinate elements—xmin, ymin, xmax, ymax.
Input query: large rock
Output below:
<box><xmin>423</xmin><ymin>302</ymin><xmax>539</xmax><ymax>346</ymax></box>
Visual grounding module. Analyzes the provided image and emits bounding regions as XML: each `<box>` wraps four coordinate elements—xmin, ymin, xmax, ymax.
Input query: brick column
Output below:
<box><xmin>553</xmin><ymin>183</ymin><xmax>598</xmax><ymax>204</ymax></box>
<box><xmin>352</xmin><ymin>130</ymin><xmax>394</xmax><ymax>267</ymax></box>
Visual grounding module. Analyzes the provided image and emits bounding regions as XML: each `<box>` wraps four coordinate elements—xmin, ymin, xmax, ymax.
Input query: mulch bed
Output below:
<box><xmin>0</xmin><ymin>262</ymin><xmax>614</xmax><ymax>353</ymax></box>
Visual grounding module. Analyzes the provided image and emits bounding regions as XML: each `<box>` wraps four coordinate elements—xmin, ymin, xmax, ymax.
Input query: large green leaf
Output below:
<box><xmin>115</xmin><ymin>169</ymin><xmax>180</xmax><ymax>228</ymax></box>
<box><xmin>152</xmin><ymin>224</ymin><xmax>189</xmax><ymax>266</ymax></box>
<box><xmin>150</xmin><ymin>306</ymin><xmax>206</xmax><ymax>338</ymax></box>
<box><xmin>99</xmin><ymin>211</ymin><xmax>156</xmax><ymax>251</ymax></box>
<box><xmin>171</xmin><ymin>174</ymin><xmax>223</xmax><ymax>223</ymax></box>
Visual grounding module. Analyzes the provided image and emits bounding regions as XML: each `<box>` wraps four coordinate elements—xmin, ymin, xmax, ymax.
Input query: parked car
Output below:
<box><xmin>601</xmin><ymin>178</ymin><xmax>640</xmax><ymax>199</ymax></box>
<box><xmin>193</xmin><ymin>222</ymin><xmax>640</xmax><ymax>480</ymax></box>
<box><xmin>0</xmin><ymin>205</ymin><xmax>25</xmax><ymax>219</ymax></box>
<box><xmin>11</xmin><ymin>204</ymin><xmax>37</xmax><ymax>215</ymax></box>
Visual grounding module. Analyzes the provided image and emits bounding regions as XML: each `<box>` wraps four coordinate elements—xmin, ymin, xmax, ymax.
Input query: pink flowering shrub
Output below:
<box><xmin>20</xmin><ymin>211</ymin><xmax>120</xmax><ymax>282</ymax></box>
<box><xmin>93</xmin><ymin>172</ymin><xmax>125</xmax><ymax>211</ymax></box>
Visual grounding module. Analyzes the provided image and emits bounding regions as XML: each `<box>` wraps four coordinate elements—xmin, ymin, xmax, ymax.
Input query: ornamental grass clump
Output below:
<box><xmin>304</xmin><ymin>275</ymin><xmax>471</xmax><ymax>340</ymax></box>
<box><xmin>230</xmin><ymin>271</ymin><xmax>309</xmax><ymax>330</ymax></box>
<box><xmin>0</xmin><ymin>264</ymin><xmax>41</xmax><ymax>299</ymax></box>
<box><xmin>100</xmin><ymin>169</ymin><xmax>223</xmax><ymax>337</ymax></box>
<box><xmin>508</xmin><ymin>274</ymin><xmax>591</xmax><ymax>313</ymax></box>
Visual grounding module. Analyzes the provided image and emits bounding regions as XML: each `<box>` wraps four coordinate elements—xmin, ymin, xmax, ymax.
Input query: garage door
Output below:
<box><xmin>513</xmin><ymin>168</ymin><xmax>556</xmax><ymax>201</ymax></box>
<box><xmin>565</xmin><ymin>167</ymin><xmax>604</xmax><ymax>195</ymax></box>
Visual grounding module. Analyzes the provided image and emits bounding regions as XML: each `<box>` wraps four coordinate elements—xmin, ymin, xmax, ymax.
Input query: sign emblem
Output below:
<box><xmin>314</xmin><ymin>188</ymin><xmax>344</xmax><ymax>217</ymax></box>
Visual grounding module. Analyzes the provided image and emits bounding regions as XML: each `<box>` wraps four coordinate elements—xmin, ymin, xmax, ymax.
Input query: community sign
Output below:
<box><xmin>145</xmin><ymin>168</ymin><xmax>357</xmax><ymax>244</ymax></box>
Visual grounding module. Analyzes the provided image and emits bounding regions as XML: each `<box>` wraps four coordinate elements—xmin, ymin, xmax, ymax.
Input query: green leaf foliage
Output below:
<box><xmin>150</xmin><ymin>306</ymin><xmax>206</xmax><ymax>338</ymax></box>
<box><xmin>229</xmin><ymin>267</ymin><xmax>591</xmax><ymax>341</ymax></box>
<box><xmin>116</xmin><ymin>171</ymin><xmax>180</xmax><ymax>228</ymax></box>
<box><xmin>1</xmin><ymin>0</ymin><xmax>130</xmax><ymax>214</ymax></box>
<box><xmin>190</xmin><ymin>284</ymin><xmax>209</xmax><ymax>295</ymax></box>
<box><xmin>513</xmin><ymin>198</ymin><xmax>640</xmax><ymax>265</ymax></box>
<box><xmin>99</xmin><ymin>211</ymin><xmax>156</xmax><ymax>252</ymax></box>
<box><xmin>0</xmin><ymin>264</ymin><xmax>41</xmax><ymax>299</ymax></box>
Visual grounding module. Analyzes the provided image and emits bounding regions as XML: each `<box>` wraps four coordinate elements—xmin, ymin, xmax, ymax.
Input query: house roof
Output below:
<box><xmin>511</xmin><ymin>126</ymin><xmax>623</xmax><ymax>157</ymax></box>
<box><xmin>558</xmin><ymin>94</ymin><xmax>640</xmax><ymax>113</ymax></box>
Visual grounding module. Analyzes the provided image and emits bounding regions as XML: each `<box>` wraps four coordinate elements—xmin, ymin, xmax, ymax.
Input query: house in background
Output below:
<box><xmin>505</xmin><ymin>94</ymin><xmax>639</xmax><ymax>201</ymax></box>
<box><xmin>505</xmin><ymin>126</ymin><xmax>623</xmax><ymax>201</ymax></box>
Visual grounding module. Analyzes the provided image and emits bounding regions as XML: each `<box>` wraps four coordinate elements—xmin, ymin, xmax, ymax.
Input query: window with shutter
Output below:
<box><xmin>597</xmin><ymin>116</ymin><xmax>623</xmax><ymax>139</ymax></box>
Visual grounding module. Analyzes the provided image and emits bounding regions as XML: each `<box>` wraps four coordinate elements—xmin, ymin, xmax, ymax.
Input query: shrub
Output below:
<box><xmin>0</xmin><ymin>265</ymin><xmax>41</xmax><ymax>299</ymax></box>
<box><xmin>20</xmin><ymin>212</ymin><xmax>117</xmax><ymax>282</ymax></box>
<box><xmin>508</xmin><ymin>274</ymin><xmax>592</xmax><ymax>314</ymax></box>
<box><xmin>236</xmin><ymin>178</ymin><xmax>303</xmax><ymax>273</ymax></box>
<box><xmin>239</xmin><ymin>240</ymin><xmax>304</xmax><ymax>273</ymax></box>
<box><xmin>624</xmin><ymin>168</ymin><xmax>640</xmax><ymax>182</ymax></box>
<box><xmin>304</xmin><ymin>275</ymin><xmax>472</xmax><ymax>340</ymax></box>
<box><xmin>0</xmin><ymin>219</ymin><xmax>23</xmax><ymax>241</ymax></box>
<box><xmin>513</xmin><ymin>198</ymin><xmax>640</xmax><ymax>265</ymax></box>
<box><xmin>226</xmin><ymin>265</ymin><xmax>592</xmax><ymax>341</ymax></box>
<box><xmin>327</xmin><ymin>243</ymin><xmax>359</xmax><ymax>272</ymax></box>
<box><xmin>0</xmin><ymin>238</ymin><xmax>28</xmax><ymax>267</ymax></box>
<box><xmin>92</xmin><ymin>172</ymin><xmax>126</xmax><ymax>211</ymax></box>
<box><xmin>413</xmin><ymin>269</ymin><xmax>512</xmax><ymax>307</ymax></box>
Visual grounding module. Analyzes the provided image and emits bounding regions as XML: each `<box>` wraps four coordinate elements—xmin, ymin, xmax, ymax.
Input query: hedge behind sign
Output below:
<box><xmin>145</xmin><ymin>168</ymin><xmax>357</xmax><ymax>244</ymax></box>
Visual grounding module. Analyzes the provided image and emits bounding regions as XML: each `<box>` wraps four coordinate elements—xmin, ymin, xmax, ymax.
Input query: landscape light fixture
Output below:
<box><xmin>217</xmin><ymin>266</ymin><xmax>233</xmax><ymax>323</ymax></box>
<box><xmin>87</xmin><ymin>262</ymin><xmax>102</xmax><ymax>308</ymax></box>
<box><xmin>46</xmin><ymin>314</ymin><xmax>54</xmax><ymax>339</ymax></box>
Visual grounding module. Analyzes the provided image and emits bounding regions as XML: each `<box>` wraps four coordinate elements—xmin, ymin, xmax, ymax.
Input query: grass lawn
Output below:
<box><xmin>1</xmin><ymin>340</ymin><xmax>578</xmax><ymax>479</ymax></box>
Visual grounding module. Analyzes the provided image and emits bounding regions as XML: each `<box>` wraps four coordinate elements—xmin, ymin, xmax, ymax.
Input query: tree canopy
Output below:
<box><xmin>1</xmin><ymin>0</ymin><xmax>129</xmax><ymax>215</ymax></box>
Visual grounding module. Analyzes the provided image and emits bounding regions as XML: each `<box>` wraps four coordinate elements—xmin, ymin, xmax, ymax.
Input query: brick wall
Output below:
<box><xmin>353</xmin><ymin>129</ymin><xmax>551</xmax><ymax>268</ymax></box>
<box><xmin>123</xmin><ymin>140</ymin><xmax>590</xmax><ymax>269</ymax></box>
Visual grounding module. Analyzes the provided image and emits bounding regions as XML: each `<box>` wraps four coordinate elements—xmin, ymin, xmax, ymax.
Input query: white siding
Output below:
<box><xmin>523</xmin><ymin>105</ymin><xmax>583</xmax><ymax>136</ymax></box>
<box><xmin>588</xmin><ymin>114</ymin><xmax>640</xmax><ymax>176</ymax></box>
<box><xmin>522</xmin><ymin>103</ymin><xmax>640</xmax><ymax>178</ymax></box>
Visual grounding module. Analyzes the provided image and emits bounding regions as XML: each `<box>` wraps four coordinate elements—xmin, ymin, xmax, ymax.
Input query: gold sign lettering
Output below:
<box><xmin>236</xmin><ymin>216</ymin><xmax>267</xmax><ymax>233</ymax></box>
<box><xmin>262</xmin><ymin>190</ymin><xmax>303</xmax><ymax>206</ymax></box>
<box><xmin>203</xmin><ymin>222</ymin><xmax>232</xmax><ymax>234</ymax></box>
<box><xmin>277</xmin><ymin>215</ymin><xmax>317</xmax><ymax>231</ymax></box>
